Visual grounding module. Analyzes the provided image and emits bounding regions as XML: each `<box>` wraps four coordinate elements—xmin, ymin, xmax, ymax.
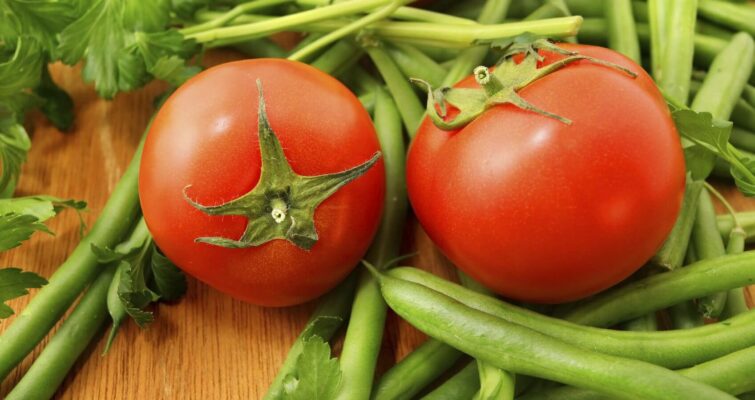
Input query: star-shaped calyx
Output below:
<box><xmin>411</xmin><ymin>38</ymin><xmax>638</xmax><ymax>131</ymax></box>
<box><xmin>183</xmin><ymin>80</ymin><xmax>381</xmax><ymax>250</ymax></box>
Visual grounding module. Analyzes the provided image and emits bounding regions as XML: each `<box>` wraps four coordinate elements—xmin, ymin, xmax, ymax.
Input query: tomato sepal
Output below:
<box><xmin>182</xmin><ymin>80</ymin><xmax>381</xmax><ymax>251</ymax></box>
<box><xmin>411</xmin><ymin>39</ymin><xmax>638</xmax><ymax>131</ymax></box>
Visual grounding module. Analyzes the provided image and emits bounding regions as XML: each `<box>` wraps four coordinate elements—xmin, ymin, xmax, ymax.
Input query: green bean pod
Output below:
<box><xmin>698</xmin><ymin>0</ymin><xmax>755</xmax><ymax>36</ymax></box>
<box><xmin>722</xmin><ymin>226</ymin><xmax>750</xmax><ymax>318</ymax></box>
<box><xmin>386</xmin><ymin>42</ymin><xmax>448</xmax><ymax>88</ymax></box>
<box><xmin>520</xmin><ymin>346</ymin><xmax>755</xmax><ymax>399</ymax></box>
<box><xmin>372</xmin><ymin>339</ymin><xmax>464</xmax><ymax>400</ymax></box>
<box><xmin>371</xmin><ymin>267</ymin><xmax>735</xmax><ymax>400</ymax></box>
<box><xmin>390</xmin><ymin>266</ymin><xmax>755</xmax><ymax>369</ymax></box>
<box><xmin>652</xmin><ymin>178</ymin><xmax>704</xmax><ymax>270</ymax></box>
<box><xmin>691</xmin><ymin>32</ymin><xmax>755</xmax><ymax>121</ymax></box>
<box><xmin>693</xmin><ymin>189</ymin><xmax>729</xmax><ymax>318</ymax></box>
<box><xmin>605</xmin><ymin>0</ymin><xmax>641</xmax><ymax>62</ymax></box>
<box><xmin>562</xmin><ymin>251</ymin><xmax>755</xmax><ymax>326</ymax></box>
<box><xmin>421</xmin><ymin>362</ymin><xmax>479</xmax><ymax>400</ymax></box>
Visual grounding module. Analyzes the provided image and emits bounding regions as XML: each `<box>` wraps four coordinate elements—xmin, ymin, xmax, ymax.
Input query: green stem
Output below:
<box><xmin>335</xmin><ymin>87</ymin><xmax>407</xmax><ymax>400</ymax></box>
<box><xmin>421</xmin><ymin>362</ymin><xmax>480</xmax><ymax>400</ymax></box>
<box><xmin>372</xmin><ymin>339</ymin><xmax>464</xmax><ymax>400</ymax></box>
<box><xmin>188</xmin><ymin>11</ymin><xmax>583</xmax><ymax>48</ymax></box>
<box><xmin>0</xmin><ymin>134</ymin><xmax>144</xmax><ymax>381</ymax></box>
<box><xmin>185</xmin><ymin>0</ymin><xmax>396</xmax><ymax>45</ymax></box>
<box><xmin>561</xmin><ymin>251</ymin><xmax>755</xmax><ymax>327</ymax></box>
<box><xmin>363</xmin><ymin>41</ymin><xmax>424</xmax><ymax>135</ymax></box>
<box><xmin>441</xmin><ymin>0</ymin><xmax>510</xmax><ymax>87</ymax></box>
<box><xmin>288</xmin><ymin>0</ymin><xmax>409</xmax><ymax>62</ymax></box>
<box><xmin>5</xmin><ymin>264</ymin><xmax>117</xmax><ymax>400</ymax></box>
<box><xmin>263</xmin><ymin>273</ymin><xmax>357</xmax><ymax>400</ymax></box>
<box><xmin>179</xmin><ymin>0</ymin><xmax>294</xmax><ymax>35</ymax></box>
<box><xmin>297</xmin><ymin>0</ymin><xmax>477</xmax><ymax>25</ymax></box>
<box><xmin>605</xmin><ymin>0</ymin><xmax>641</xmax><ymax>63</ymax></box>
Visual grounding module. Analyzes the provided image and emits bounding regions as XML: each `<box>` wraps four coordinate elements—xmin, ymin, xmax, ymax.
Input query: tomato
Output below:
<box><xmin>139</xmin><ymin>59</ymin><xmax>385</xmax><ymax>307</ymax></box>
<box><xmin>407</xmin><ymin>44</ymin><xmax>685</xmax><ymax>303</ymax></box>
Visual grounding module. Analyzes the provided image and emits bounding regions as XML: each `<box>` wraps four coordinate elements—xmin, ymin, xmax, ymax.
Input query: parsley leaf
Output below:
<box><xmin>0</xmin><ymin>195</ymin><xmax>86</xmax><ymax>250</ymax></box>
<box><xmin>34</xmin><ymin>65</ymin><xmax>74</xmax><ymax>131</ymax></box>
<box><xmin>150</xmin><ymin>246</ymin><xmax>186</xmax><ymax>301</ymax></box>
<box><xmin>0</xmin><ymin>0</ymin><xmax>76</xmax><ymax>53</ymax></box>
<box><xmin>672</xmin><ymin>108</ymin><xmax>755</xmax><ymax>195</ymax></box>
<box><xmin>57</xmin><ymin>0</ymin><xmax>199</xmax><ymax>99</ymax></box>
<box><xmin>171</xmin><ymin>0</ymin><xmax>213</xmax><ymax>20</ymax></box>
<box><xmin>0</xmin><ymin>267</ymin><xmax>47</xmax><ymax>318</ymax></box>
<box><xmin>282</xmin><ymin>336</ymin><xmax>342</xmax><ymax>400</ymax></box>
<box><xmin>0</xmin><ymin>119</ymin><xmax>30</xmax><ymax>197</ymax></box>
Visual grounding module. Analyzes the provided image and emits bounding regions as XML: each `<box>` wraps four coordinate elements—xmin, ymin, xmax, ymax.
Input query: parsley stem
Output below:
<box><xmin>0</xmin><ymin>134</ymin><xmax>144</xmax><ymax>382</ymax></box>
<box><xmin>296</xmin><ymin>0</ymin><xmax>476</xmax><ymax>25</ymax></box>
<box><xmin>184</xmin><ymin>0</ymin><xmax>397</xmax><ymax>45</ymax></box>
<box><xmin>287</xmin><ymin>0</ymin><xmax>409</xmax><ymax>62</ymax></box>
<box><xmin>188</xmin><ymin>12</ymin><xmax>582</xmax><ymax>48</ymax></box>
<box><xmin>4</xmin><ymin>264</ymin><xmax>117</xmax><ymax>400</ymax></box>
<box><xmin>335</xmin><ymin>87</ymin><xmax>407</xmax><ymax>400</ymax></box>
<box><xmin>178</xmin><ymin>0</ymin><xmax>294</xmax><ymax>36</ymax></box>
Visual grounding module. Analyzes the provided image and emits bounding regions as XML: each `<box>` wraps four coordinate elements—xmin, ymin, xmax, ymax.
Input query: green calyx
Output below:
<box><xmin>184</xmin><ymin>80</ymin><xmax>381</xmax><ymax>250</ymax></box>
<box><xmin>411</xmin><ymin>39</ymin><xmax>638</xmax><ymax>131</ymax></box>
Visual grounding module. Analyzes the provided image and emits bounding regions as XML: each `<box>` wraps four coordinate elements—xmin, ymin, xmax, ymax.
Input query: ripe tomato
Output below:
<box><xmin>407</xmin><ymin>44</ymin><xmax>685</xmax><ymax>303</ymax></box>
<box><xmin>139</xmin><ymin>59</ymin><xmax>385</xmax><ymax>307</ymax></box>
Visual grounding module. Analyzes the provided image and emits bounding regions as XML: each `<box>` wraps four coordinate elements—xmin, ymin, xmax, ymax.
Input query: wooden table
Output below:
<box><xmin>1</xmin><ymin>51</ymin><xmax>753</xmax><ymax>399</ymax></box>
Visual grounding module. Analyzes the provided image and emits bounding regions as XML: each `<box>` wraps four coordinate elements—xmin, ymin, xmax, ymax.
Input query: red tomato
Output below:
<box><xmin>139</xmin><ymin>59</ymin><xmax>385</xmax><ymax>307</ymax></box>
<box><xmin>407</xmin><ymin>44</ymin><xmax>685</xmax><ymax>303</ymax></box>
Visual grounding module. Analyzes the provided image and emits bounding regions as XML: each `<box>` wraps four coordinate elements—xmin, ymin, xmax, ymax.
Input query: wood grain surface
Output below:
<box><xmin>1</xmin><ymin>50</ymin><xmax>753</xmax><ymax>399</ymax></box>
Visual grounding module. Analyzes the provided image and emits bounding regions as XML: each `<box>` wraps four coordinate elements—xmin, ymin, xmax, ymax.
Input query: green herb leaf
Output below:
<box><xmin>0</xmin><ymin>267</ymin><xmax>47</xmax><ymax>318</ymax></box>
<box><xmin>0</xmin><ymin>119</ymin><xmax>30</xmax><ymax>197</ymax></box>
<box><xmin>0</xmin><ymin>195</ymin><xmax>86</xmax><ymax>250</ymax></box>
<box><xmin>57</xmin><ymin>0</ymin><xmax>199</xmax><ymax>99</ymax></box>
<box><xmin>671</xmin><ymin>108</ymin><xmax>755</xmax><ymax>195</ymax></box>
<box><xmin>150</xmin><ymin>246</ymin><xmax>186</xmax><ymax>301</ymax></box>
<box><xmin>282</xmin><ymin>336</ymin><xmax>342</xmax><ymax>400</ymax></box>
<box><xmin>117</xmin><ymin>248</ymin><xmax>160</xmax><ymax>328</ymax></box>
<box><xmin>0</xmin><ymin>0</ymin><xmax>76</xmax><ymax>53</ymax></box>
<box><xmin>170</xmin><ymin>0</ymin><xmax>213</xmax><ymax>19</ymax></box>
<box><xmin>34</xmin><ymin>65</ymin><xmax>74</xmax><ymax>131</ymax></box>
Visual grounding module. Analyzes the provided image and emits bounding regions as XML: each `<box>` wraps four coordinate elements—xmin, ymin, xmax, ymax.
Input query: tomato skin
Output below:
<box><xmin>407</xmin><ymin>44</ymin><xmax>685</xmax><ymax>303</ymax></box>
<box><xmin>139</xmin><ymin>59</ymin><xmax>384</xmax><ymax>307</ymax></box>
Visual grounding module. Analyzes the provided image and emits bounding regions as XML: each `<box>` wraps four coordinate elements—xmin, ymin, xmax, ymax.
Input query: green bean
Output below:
<box><xmin>744</xmin><ymin>84</ymin><xmax>755</xmax><ymax>106</ymax></box>
<box><xmin>729</xmin><ymin>128</ymin><xmax>755</xmax><ymax>154</ymax></box>
<box><xmin>231</xmin><ymin>39</ymin><xmax>287</xmax><ymax>58</ymax></box>
<box><xmin>561</xmin><ymin>251</ymin><xmax>755</xmax><ymax>326</ymax></box>
<box><xmin>363</xmin><ymin>42</ymin><xmax>424</xmax><ymax>135</ymax></box>
<box><xmin>335</xmin><ymin>87</ymin><xmax>407</xmax><ymax>400</ymax></box>
<box><xmin>646</xmin><ymin>0</ymin><xmax>669</xmax><ymax>82</ymax></box>
<box><xmin>456</xmin><ymin>271</ymin><xmax>514</xmax><ymax>400</ymax></box>
<box><xmin>385</xmin><ymin>42</ymin><xmax>448</xmax><ymax>88</ymax></box>
<box><xmin>421</xmin><ymin>362</ymin><xmax>479</xmax><ymax>400</ymax></box>
<box><xmin>263</xmin><ymin>273</ymin><xmax>357</xmax><ymax>400</ymax></box>
<box><xmin>372</xmin><ymin>339</ymin><xmax>464</xmax><ymax>400</ymax></box>
<box><xmin>371</xmin><ymin>267</ymin><xmax>735</xmax><ymax>400</ymax></box>
<box><xmin>723</xmin><ymin>228</ymin><xmax>750</xmax><ymax>318</ymax></box>
<box><xmin>605</xmin><ymin>0</ymin><xmax>641</xmax><ymax>63</ymax></box>
<box><xmin>310</xmin><ymin>39</ymin><xmax>363</xmax><ymax>77</ymax></box>
<box><xmin>718</xmin><ymin>211</ymin><xmax>755</xmax><ymax>241</ymax></box>
<box><xmin>698</xmin><ymin>0</ymin><xmax>755</xmax><ymax>36</ymax></box>
<box><xmin>689</xmin><ymin>79</ymin><xmax>755</xmax><ymax>133</ymax></box>
<box><xmin>657</xmin><ymin>0</ymin><xmax>698</xmax><ymax>105</ymax></box>
<box><xmin>390</xmin><ymin>267</ymin><xmax>755</xmax><ymax>369</ymax></box>
<box><xmin>691</xmin><ymin>32</ymin><xmax>755</xmax><ymax>120</ymax></box>
<box><xmin>652</xmin><ymin>178</ymin><xmax>704</xmax><ymax>270</ymax></box>
<box><xmin>622</xmin><ymin>312</ymin><xmax>658</xmax><ymax>331</ymax></box>
<box><xmin>0</xmin><ymin>134</ymin><xmax>144</xmax><ymax>381</ymax></box>
<box><xmin>441</xmin><ymin>0</ymin><xmax>509</xmax><ymax>86</ymax></box>
<box><xmin>520</xmin><ymin>346</ymin><xmax>755</xmax><ymax>399</ymax></box>
<box><xmin>693</xmin><ymin>189</ymin><xmax>729</xmax><ymax>318</ymax></box>
<box><xmin>5</xmin><ymin>265</ymin><xmax>117</xmax><ymax>400</ymax></box>
<box><xmin>696</xmin><ymin>20</ymin><xmax>735</xmax><ymax>40</ymax></box>
<box><xmin>523</xmin><ymin>1</ymin><xmax>570</xmax><ymax>21</ymax></box>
